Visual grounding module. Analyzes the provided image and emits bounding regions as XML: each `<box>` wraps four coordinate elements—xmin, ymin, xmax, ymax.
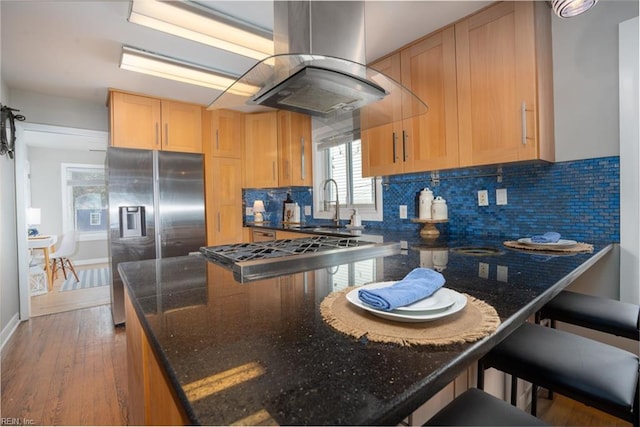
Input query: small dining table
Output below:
<box><xmin>28</xmin><ymin>235</ymin><xmax>58</xmax><ymax>291</ymax></box>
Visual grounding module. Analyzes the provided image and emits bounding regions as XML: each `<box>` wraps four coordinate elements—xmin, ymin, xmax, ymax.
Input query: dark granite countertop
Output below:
<box><xmin>119</xmin><ymin>233</ymin><xmax>613</xmax><ymax>426</ymax></box>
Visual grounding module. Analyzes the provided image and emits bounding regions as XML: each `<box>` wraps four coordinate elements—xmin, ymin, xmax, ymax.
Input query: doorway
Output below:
<box><xmin>16</xmin><ymin>123</ymin><xmax>111</xmax><ymax>318</ymax></box>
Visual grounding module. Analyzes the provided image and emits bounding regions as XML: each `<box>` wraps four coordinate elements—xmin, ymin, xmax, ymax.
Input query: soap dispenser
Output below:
<box><xmin>350</xmin><ymin>209</ymin><xmax>361</xmax><ymax>227</ymax></box>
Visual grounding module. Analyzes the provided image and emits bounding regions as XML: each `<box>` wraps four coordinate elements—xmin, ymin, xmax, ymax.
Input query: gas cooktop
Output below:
<box><xmin>200</xmin><ymin>236</ymin><xmax>400</xmax><ymax>282</ymax></box>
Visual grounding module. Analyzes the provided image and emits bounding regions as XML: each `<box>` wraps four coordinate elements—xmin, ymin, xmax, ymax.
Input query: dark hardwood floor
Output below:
<box><xmin>1</xmin><ymin>305</ymin><xmax>632</xmax><ymax>426</ymax></box>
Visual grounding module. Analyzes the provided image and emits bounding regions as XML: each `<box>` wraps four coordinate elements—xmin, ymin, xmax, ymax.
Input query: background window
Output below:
<box><xmin>61</xmin><ymin>163</ymin><xmax>107</xmax><ymax>239</ymax></box>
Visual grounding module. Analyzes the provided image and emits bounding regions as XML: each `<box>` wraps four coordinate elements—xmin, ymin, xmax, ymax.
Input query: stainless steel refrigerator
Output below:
<box><xmin>107</xmin><ymin>147</ymin><xmax>206</xmax><ymax>325</ymax></box>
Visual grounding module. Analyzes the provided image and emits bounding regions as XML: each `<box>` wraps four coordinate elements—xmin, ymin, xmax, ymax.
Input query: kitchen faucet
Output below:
<box><xmin>323</xmin><ymin>178</ymin><xmax>341</xmax><ymax>227</ymax></box>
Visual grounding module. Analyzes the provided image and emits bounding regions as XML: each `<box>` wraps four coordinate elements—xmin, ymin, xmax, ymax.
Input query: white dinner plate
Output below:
<box><xmin>517</xmin><ymin>238</ymin><xmax>578</xmax><ymax>249</ymax></box>
<box><xmin>346</xmin><ymin>284</ymin><xmax>467</xmax><ymax>323</ymax></box>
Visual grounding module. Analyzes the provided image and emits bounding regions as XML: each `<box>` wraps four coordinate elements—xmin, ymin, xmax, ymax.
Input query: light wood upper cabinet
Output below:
<box><xmin>362</xmin><ymin>27</ymin><xmax>458</xmax><ymax>176</ymax></box>
<box><xmin>110</xmin><ymin>91</ymin><xmax>161</xmax><ymax>150</ymax></box>
<box><xmin>160</xmin><ymin>100</ymin><xmax>202</xmax><ymax>153</ymax></box>
<box><xmin>455</xmin><ymin>1</ymin><xmax>554</xmax><ymax>166</ymax></box>
<box><xmin>203</xmin><ymin>109</ymin><xmax>244</xmax><ymax>158</ymax></box>
<box><xmin>361</xmin><ymin>54</ymin><xmax>404</xmax><ymax>177</ymax></box>
<box><xmin>205</xmin><ymin>157</ymin><xmax>243</xmax><ymax>245</ymax></box>
<box><xmin>110</xmin><ymin>90</ymin><xmax>202</xmax><ymax>153</ymax></box>
<box><xmin>278</xmin><ymin>111</ymin><xmax>313</xmax><ymax>187</ymax></box>
<box><xmin>401</xmin><ymin>26</ymin><xmax>459</xmax><ymax>171</ymax></box>
<box><xmin>244</xmin><ymin>112</ymin><xmax>279</xmax><ymax>188</ymax></box>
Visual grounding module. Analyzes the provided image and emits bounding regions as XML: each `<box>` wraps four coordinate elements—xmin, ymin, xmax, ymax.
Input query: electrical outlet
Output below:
<box><xmin>304</xmin><ymin>205</ymin><xmax>311</xmax><ymax>216</ymax></box>
<box><xmin>497</xmin><ymin>265</ymin><xmax>508</xmax><ymax>282</ymax></box>
<box><xmin>496</xmin><ymin>188</ymin><xmax>508</xmax><ymax>205</ymax></box>
<box><xmin>399</xmin><ymin>205</ymin><xmax>408</xmax><ymax>219</ymax></box>
<box><xmin>246</xmin><ymin>207</ymin><xmax>254</xmax><ymax>216</ymax></box>
<box><xmin>478</xmin><ymin>190</ymin><xmax>489</xmax><ymax>206</ymax></box>
<box><xmin>478</xmin><ymin>262</ymin><xmax>490</xmax><ymax>279</ymax></box>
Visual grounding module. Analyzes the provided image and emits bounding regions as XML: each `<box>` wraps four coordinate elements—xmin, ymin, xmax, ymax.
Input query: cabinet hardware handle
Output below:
<box><xmin>285</xmin><ymin>160</ymin><xmax>290</xmax><ymax>179</ymax></box>
<box><xmin>301</xmin><ymin>137</ymin><xmax>306</xmax><ymax>180</ymax></box>
<box><xmin>402</xmin><ymin>131</ymin><xmax>408</xmax><ymax>162</ymax></box>
<box><xmin>217</xmin><ymin>212</ymin><xmax>221</xmax><ymax>233</ymax></box>
<box><xmin>165</xmin><ymin>123</ymin><xmax>169</xmax><ymax>146</ymax></box>
<box><xmin>521</xmin><ymin>102</ymin><xmax>534</xmax><ymax>145</ymax></box>
<box><xmin>215</xmin><ymin>129</ymin><xmax>219</xmax><ymax>150</ymax></box>
<box><xmin>392</xmin><ymin>132</ymin><xmax>398</xmax><ymax>163</ymax></box>
<box><xmin>155</xmin><ymin>123</ymin><xmax>159</xmax><ymax>146</ymax></box>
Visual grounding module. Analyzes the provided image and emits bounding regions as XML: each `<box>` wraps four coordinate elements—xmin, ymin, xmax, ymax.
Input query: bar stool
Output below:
<box><xmin>537</xmin><ymin>290</ymin><xmax>640</xmax><ymax>341</ymax></box>
<box><xmin>424</xmin><ymin>388</ymin><xmax>548</xmax><ymax>426</ymax></box>
<box><xmin>477</xmin><ymin>322</ymin><xmax>640</xmax><ymax>426</ymax></box>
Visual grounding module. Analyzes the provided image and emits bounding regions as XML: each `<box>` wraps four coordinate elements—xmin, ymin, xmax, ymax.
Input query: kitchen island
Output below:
<box><xmin>119</xmin><ymin>233</ymin><xmax>613</xmax><ymax>425</ymax></box>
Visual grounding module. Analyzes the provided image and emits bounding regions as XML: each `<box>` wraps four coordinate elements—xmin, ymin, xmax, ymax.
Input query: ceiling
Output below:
<box><xmin>1</xmin><ymin>1</ymin><xmax>491</xmax><ymax>109</ymax></box>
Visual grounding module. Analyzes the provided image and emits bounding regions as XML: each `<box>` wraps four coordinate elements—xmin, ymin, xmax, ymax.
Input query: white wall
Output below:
<box><xmin>619</xmin><ymin>16</ymin><xmax>640</xmax><ymax>305</ymax></box>
<box><xmin>0</xmin><ymin>1</ymin><xmax>22</xmax><ymax>347</ymax></box>
<box><xmin>9</xmin><ymin>89</ymin><xmax>108</xmax><ymax>132</ymax></box>
<box><xmin>553</xmin><ymin>0</ymin><xmax>639</xmax><ymax>161</ymax></box>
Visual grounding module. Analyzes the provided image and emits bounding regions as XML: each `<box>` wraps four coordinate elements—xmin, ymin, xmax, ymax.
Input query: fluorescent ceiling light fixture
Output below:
<box><xmin>128</xmin><ymin>0</ymin><xmax>273</xmax><ymax>61</ymax></box>
<box><xmin>120</xmin><ymin>46</ymin><xmax>257</xmax><ymax>96</ymax></box>
<box><xmin>551</xmin><ymin>0</ymin><xmax>598</xmax><ymax>18</ymax></box>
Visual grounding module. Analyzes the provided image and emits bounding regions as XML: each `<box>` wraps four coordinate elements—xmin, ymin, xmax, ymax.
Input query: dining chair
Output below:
<box><xmin>50</xmin><ymin>230</ymin><xmax>79</xmax><ymax>282</ymax></box>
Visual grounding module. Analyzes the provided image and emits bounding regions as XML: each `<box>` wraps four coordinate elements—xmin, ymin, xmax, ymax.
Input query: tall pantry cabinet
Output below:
<box><xmin>203</xmin><ymin>109</ymin><xmax>244</xmax><ymax>245</ymax></box>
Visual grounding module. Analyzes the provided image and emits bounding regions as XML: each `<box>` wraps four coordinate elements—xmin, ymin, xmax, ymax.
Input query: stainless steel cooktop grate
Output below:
<box><xmin>200</xmin><ymin>236</ymin><xmax>366</xmax><ymax>264</ymax></box>
<box><xmin>199</xmin><ymin>235</ymin><xmax>400</xmax><ymax>282</ymax></box>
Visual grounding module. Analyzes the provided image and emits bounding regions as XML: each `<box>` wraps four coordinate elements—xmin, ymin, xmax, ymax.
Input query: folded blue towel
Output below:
<box><xmin>358</xmin><ymin>268</ymin><xmax>445</xmax><ymax>311</ymax></box>
<box><xmin>531</xmin><ymin>232</ymin><xmax>561</xmax><ymax>243</ymax></box>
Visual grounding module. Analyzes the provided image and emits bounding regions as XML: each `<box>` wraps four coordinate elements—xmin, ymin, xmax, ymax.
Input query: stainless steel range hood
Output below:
<box><xmin>208</xmin><ymin>1</ymin><xmax>427</xmax><ymax>138</ymax></box>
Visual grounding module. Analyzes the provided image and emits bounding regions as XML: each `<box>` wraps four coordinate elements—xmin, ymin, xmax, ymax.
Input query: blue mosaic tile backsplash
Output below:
<box><xmin>243</xmin><ymin>156</ymin><xmax>620</xmax><ymax>243</ymax></box>
<box><xmin>244</xmin><ymin>187</ymin><xmax>314</xmax><ymax>224</ymax></box>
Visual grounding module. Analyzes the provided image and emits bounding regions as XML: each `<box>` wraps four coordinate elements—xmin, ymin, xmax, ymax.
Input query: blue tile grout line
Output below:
<box><xmin>243</xmin><ymin>156</ymin><xmax>620</xmax><ymax>243</ymax></box>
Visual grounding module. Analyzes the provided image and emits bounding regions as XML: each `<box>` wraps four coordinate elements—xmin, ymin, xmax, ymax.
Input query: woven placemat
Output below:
<box><xmin>503</xmin><ymin>241</ymin><xmax>594</xmax><ymax>254</ymax></box>
<box><xmin>320</xmin><ymin>289</ymin><xmax>500</xmax><ymax>347</ymax></box>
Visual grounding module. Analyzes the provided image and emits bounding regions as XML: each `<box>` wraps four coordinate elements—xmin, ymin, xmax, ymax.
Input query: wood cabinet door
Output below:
<box><xmin>161</xmin><ymin>100</ymin><xmax>203</xmax><ymax>153</ymax></box>
<box><xmin>401</xmin><ymin>27</ymin><xmax>459</xmax><ymax>172</ymax></box>
<box><xmin>244</xmin><ymin>112</ymin><xmax>279</xmax><ymax>188</ymax></box>
<box><xmin>208</xmin><ymin>157</ymin><xmax>243</xmax><ymax>245</ymax></box>
<box><xmin>205</xmin><ymin>109</ymin><xmax>244</xmax><ymax>158</ymax></box>
<box><xmin>110</xmin><ymin>91</ymin><xmax>161</xmax><ymax>149</ymax></box>
<box><xmin>278</xmin><ymin>111</ymin><xmax>312</xmax><ymax>186</ymax></box>
<box><xmin>361</xmin><ymin>54</ymin><xmax>404</xmax><ymax>177</ymax></box>
<box><xmin>124</xmin><ymin>291</ymin><xmax>145</xmax><ymax>426</ymax></box>
<box><xmin>455</xmin><ymin>1</ymin><xmax>540</xmax><ymax>167</ymax></box>
<box><xmin>361</xmin><ymin>123</ymin><xmax>404</xmax><ymax>177</ymax></box>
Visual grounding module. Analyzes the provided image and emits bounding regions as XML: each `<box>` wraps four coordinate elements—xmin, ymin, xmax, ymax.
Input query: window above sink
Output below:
<box><xmin>312</xmin><ymin>137</ymin><xmax>383</xmax><ymax>222</ymax></box>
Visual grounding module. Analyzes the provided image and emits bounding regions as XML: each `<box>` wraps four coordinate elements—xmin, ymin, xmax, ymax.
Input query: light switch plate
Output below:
<box><xmin>478</xmin><ymin>190</ymin><xmax>489</xmax><ymax>206</ymax></box>
<box><xmin>304</xmin><ymin>205</ymin><xmax>311</xmax><ymax>216</ymax></box>
<box><xmin>399</xmin><ymin>205</ymin><xmax>408</xmax><ymax>219</ymax></box>
<box><xmin>497</xmin><ymin>265</ymin><xmax>508</xmax><ymax>282</ymax></box>
<box><xmin>496</xmin><ymin>188</ymin><xmax>508</xmax><ymax>205</ymax></box>
<box><xmin>246</xmin><ymin>207</ymin><xmax>253</xmax><ymax>216</ymax></box>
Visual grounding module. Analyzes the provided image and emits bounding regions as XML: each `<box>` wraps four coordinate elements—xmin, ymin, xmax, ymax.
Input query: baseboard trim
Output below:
<box><xmin>74</xmin><ymin>257</ymin><xmax>109</xmax><ymax>266</ymax></box>
<box><xmin>0</xmin><ymin>312</ymin><xmax>21</xmax><ymax>352</ymax></box>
